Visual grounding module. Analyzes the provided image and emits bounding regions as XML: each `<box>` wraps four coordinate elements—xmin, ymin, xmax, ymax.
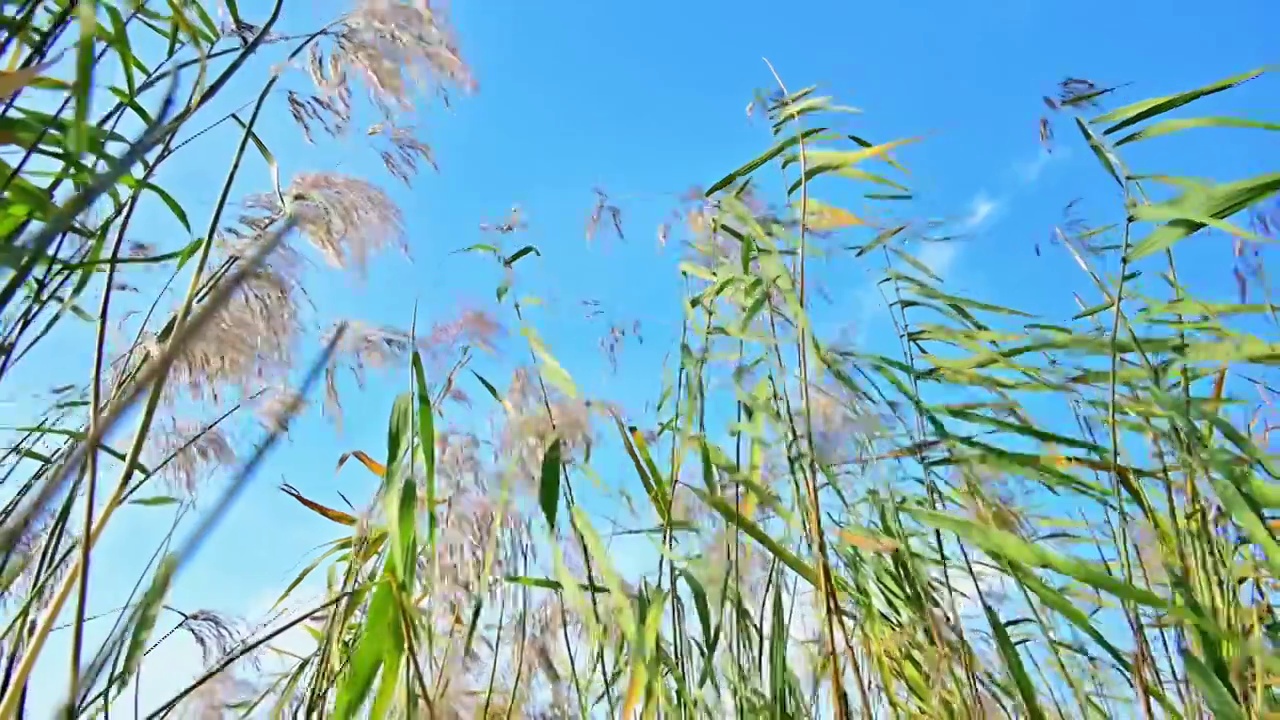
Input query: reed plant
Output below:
<box><xmin>0</xmin><ymin>0</ymin><xmax>1277</xmax><ymax>718</ymax></box>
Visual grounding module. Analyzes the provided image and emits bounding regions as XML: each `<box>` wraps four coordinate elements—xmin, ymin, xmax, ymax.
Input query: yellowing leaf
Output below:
<box><xmin>1212</xmin><ymin>366</ymin><xmax>1228</xmax><ymax>402</ymax></box>
<box><xmin>280</xmin><ymin>484</ymin><xmax>357</xmax><ymax>526</ymax></box>
<box><xmin>5</xmin><ymin>42</ymin><xmax>25</xmax><ymax>72</ymax></box>
<box><xmin>621</xmin><ymin>658</ymin><xmax>646</xmax><ymax>718</ymax></box>
<box><xmin>799</xmin><ymin>199</ymin><xmax>865</xmax><ymax>230</ymax></box>
<box><xmin>837</xmin><ymin>528</ymin><xmax>900</xmax><ymax>553</ymax></box>
<box><xmin>1046</xmin><ymin>454</ymin><xmax>1139</xmax><ymax>484</ymax></box>
<box><xmin>798</xmin><ymin>136</ymin><xmax>921</xmax><ymax>170</ymax></box>
<box><xmin>0</xmin><ymin>58</ymin><xmax>58</xmax><ymax>101</ymax></box>
<box><xmin>521</xmin><ymin>327</ymin><xmax>578</xmax><ymax>398</ymax></box>
<box><xmin>336</xmin><ymin>449</ymin><xmax>387</xmax><ymax>478</ymax></box>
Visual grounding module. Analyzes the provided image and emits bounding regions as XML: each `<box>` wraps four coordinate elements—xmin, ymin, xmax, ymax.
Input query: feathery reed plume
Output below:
<box><xmin>176</xmin><ymin>609</ymin><xmax>246</xmax><ymax>666</ymax></box>
<box><xmin>377</xmin><ymin>124</ymin><xmax>439</xmax><ymax>185</ymax></box>
<box><xmin>286</xmin><ymin>90</ymin><xmax>350</xmax><ymax>144</ymax></box>
<box><xmin>146</xmin><ymin>418</ymin><xmax>238</xmax><ymax>495</ymax></box>
<box><xmin>434</xmin><ymin>429</ymin><xmax>484</xmax><ymax>483</ymax></box>
<box><xmin>320</xmin><ymin>310</ymin><xmax>502</xmax><ymax>429</ymax></box>
<box><xmin>289</xmin><ymin>0</ymin><xmax>472</xmax><ymax>185</ymax></box>
<box><xmin>585</xmin><ymin>188</ymin><xmax>624</xmax><ymax>244</ymax></box>
<box><xmin>154</xmin><ymin>258</ymin><xmax>302</xmax><ymax>405</ymax></box>
<box><xmin>500</xmin><ymin>368</ymin><xmax>597</xmax><ymax>492</ymax></box>
<box><xmin>320</xmin><ymin>320</ymin><xmax>412</xmax><ymax>429</ymax></box>
<box><xmin>255</xmin><ymin>386</ymin><xmax>310</xmax><ymax>435</ymax></box>
<box><xmin>429</xmin><ymin>490</ymin><xmax>527</xmax><ymax>598</ymax></box>
<box><xmin>1</xmin><ymin>511</ymin><xmax>69</xmax><ymax>610</ymax></box>
<box><xmin>176</xmin><ymin>663</ymin><xmax>260</xmax><ymax>720</ymax></box>
<box><xmin>1235</xmin><ymin>198</ymin><xmax>1280</xmax><ymax>302</ymax></box>
<box><xmin>289</xmin><ymin>0</ymin><xmax>471</xmax><ymax>161</ymax></box>
<box><xmin>802</xmin><ymin>380</ymin><xmax>883</xmax><ymax>467</ymax></box>
<box><xmin>421</xmin><ymin>427</ymin><xmax>530</xmax><ymax>598</ymax></box>
<box><xmin>423</xmin><ymin>308</ymin><xmax>504</xmax><ymax>359</ymax></box>
<box><xmin>1254</xmin><ymin>198</ymin><xmax>1280</xmax><ymax>239</ymax></box>
<box><xmin>337</xmin><ymin>0</ymin><xmax>478</xmax><ymax>109</ymax></box>
<box><xmin>665</xmin><ymin>480</ymin><xmax>706</xmax><ymax>526</ymax></box>
<box><xmin>241</xmin><ymin>173</ymin><xmax>407</xmax><ymax>274</ymax></box>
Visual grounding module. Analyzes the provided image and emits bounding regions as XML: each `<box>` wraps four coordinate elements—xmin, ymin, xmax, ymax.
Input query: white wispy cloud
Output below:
<box><xmin>916</xmin><ymin>239</ymin><xmax>962</xmax><ymax>278</ymax></box>
<box><xmin>1014</xmin><ymin>146</ymin><xmax>1071</xmax><ymax>185</ymax></box>
<box><xmin>847</xmin><ymin>191</ymin><xmax>990</xmax><ymax>345</ymax></box>
<box><xmin>844</xmin><ymin>141</ymin><xmax>1066</xmax><ymax>349</ymax></box>
<box><xmin>960</xmin><ymin>191</ymin><xmax>1002</xmax><ymax>231</ymax></box>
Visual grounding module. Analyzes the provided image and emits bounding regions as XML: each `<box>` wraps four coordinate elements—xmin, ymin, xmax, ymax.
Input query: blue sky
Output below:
<box><xmin>13</xmin><ymin>0</ymin><xmax>1280</xmax><ymax>714</ymax></box>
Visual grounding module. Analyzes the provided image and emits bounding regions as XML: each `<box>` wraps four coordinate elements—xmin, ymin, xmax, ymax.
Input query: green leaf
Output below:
<box><xmin>853</xmin><ymin>223</ymin><xmax>906</xmax><ymax>257</ymax></box>
<box><xmin>680</xmin><ymin>569</ymin><xmax>713</xmax><ymax>654</ymax></box>
<box><xmin>503</xmin><ymin>575</ymin><xmax>609</xmax><ymax>593</ymax></box>
<box><xmin>1125</xmin><ymin>173</ymin><xmax>1280</xmax><ymax>261</ymax></box>
<box><xmin>333</xmin><ymin>579</ymin><xmax>398</xmax><ymax>717</ymax></box>
<box><xmin>6</xmin><ymin>426</ymin><xmax>150</xmax><ymax>474</ymax></box>
<box><xmin>230</xmin><ymin>113</ymin><xmax>282</xmax><ymax>201</ymax></box>
<box><xmin>116</xmin><ymin>553</ymin><xmax>176</xmax><ymax>695</ymax></box>
<box><xmin>502</xmin><ymin>244</ymin><xmax>540</xmax><ymax>267</ymax></box>
<box><xmin>272</xmin><ymin>539</ymin><xmax>351</xmax><ymax>610</ymax></box>
<box><xmin>1092</xmin><ymin>67</ymin><xmax>1269</xmax><ymax>136</ymax></box>
<box><xmin>771</xmin><ymin>94</ymin><xmax>858</xmax><ymax>133</ymax></box>
<box><xmin>539</xmin><ymin>437</ymin><xmax>562</xmax><ymax>531</ymax></box>
<box><xmin>706</xmin><ymin>127</ymin><xmax>829</xmax><ymax>195</ymax></box>
<box><xmin>412</xmin><ymin>352</ymin><xmax>437</xmax><ymax>550</ymax></box>
<box><xmin>1182</xmin><ymin>650</ymin><xmax>1244</xmax><ymax>720</ymax></box>
<box><xmin>780</xmin><ymin>136</ymin><xmax>920</xmax><ymax>190</ymax></box>
<box><xmin>453</xmin><ymin>243</ymin><xmax>500</xmax><ymax>256</ymax></box>
<box><xmin>469</xmin><ymin>369</ymin><xmax>504</xmax><ymax>405</ymax></box>
<box><xmin>1114</xmin><ymin>116</ymin><xmax>1280</xmax><ymax>146</ymax></box>
<box><xmin>185</xmin><ymin>0</ymin><xmax>222</xmax><ymax>45</ymax></box>
<box><xmin>1200</xmin><ymin>464</ymin><xmax>1280</xmax><ymax>580</ymax></box>
<box><xmin>72</xmin><ymin>0</ymin><xmax>98</xmax><ymax>157</ymax></box>
<box><xmin>117</xmin><ymin>176</ymin><xmax>192</xmax><ymax>234</ymax></box>
<box><xmin>789</xmin><ymin>136</ymin><xmax>918</xmax><ymax>172</ymax></box>
<box><xmin>690</xmin><ymin>487</ymin><xmax>819</xmax><ymax>587</ymax></box>
<box><xmin>223</xmin><ymin>0</ymin><xmax>243</xmax><ymax>24</ymax></box>
<box><xmin>1073</xmin><ymin>300</ymin><xmax>1114</xmax><ymax>320</ymax></box>
<box><xmin>1003</xmin><ymin>562</ymin><xmax>1137</xmax><ymax>678</ymax></box>
<box><xmin>1074</xmin><ymin>117</ymin><xmax>1124</xmax><ymax>188</ymax></box>
<box><xmin>890</xmin><ymin>245</ymin><xmax>945</xmax><ymax>283</ymax></box>
<box><xmin>909</xmin><ymin>508</ymin><xmax>1172</xmax><ymax>610</ymax></box>
<box><xmin>370</xmin><ymin>637</ymin><xmax>404</xmax><ymax>719</ymax></box>
<box><xmin>768</xmin><ymin>581</ymin><xmax>789</xmax><ymax>715</ymax></box>
<box><xmin>981</xmin><ymin>598</ymin><xmax>1047</xmax><ymax>720</ymax></box>
<box><xmin>385</xmin><ymin>392</ymin><xmax>413</xmax><ymax>478</ymax></box>
<box><xmin>787</xmin><ymin>164</ymin><xmax>908</xmax><ymax>196</ymax></box>
<box><xmin>611</xmin><ymin>415</ymin><xmax>665</xmax><ymax>521</ymax></box>
<box><xmin>383</xmin><ymin>392</ymin><xmax>416</xmax><ymax>582</ymax></box>
<box><xmin>128</xmin><ymin>496</ymin><xmax>180</xmax><ymax>506</ymax></box>
<box><xmin>521</xmin><ymin>327</ymin><xmax>578</xmax><ymax>398</ymax></box>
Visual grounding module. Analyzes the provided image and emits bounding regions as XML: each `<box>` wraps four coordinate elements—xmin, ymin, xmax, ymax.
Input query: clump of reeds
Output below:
<box><xmin>3</xmin><ymin>0</ymin><xmax>1279</xmax><ymax>718</ymax></box>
